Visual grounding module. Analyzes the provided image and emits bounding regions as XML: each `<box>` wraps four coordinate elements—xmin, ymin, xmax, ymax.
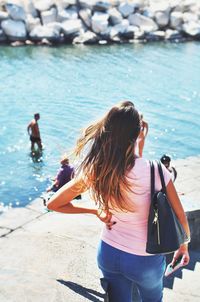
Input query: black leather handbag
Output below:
<box><xmin>146</xmin><ymin>161</ymin><xmax>187</xmax><ymax>254</ymax></box>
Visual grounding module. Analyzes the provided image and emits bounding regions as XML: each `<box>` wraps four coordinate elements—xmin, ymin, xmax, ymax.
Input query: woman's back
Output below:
<box><xmin>101</xmin><ymin>158</ymin><xmax>171</xmax><ymax>255</ymax></box>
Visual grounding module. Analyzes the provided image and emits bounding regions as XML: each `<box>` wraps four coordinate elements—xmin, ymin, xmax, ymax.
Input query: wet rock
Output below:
<box><xmin>6</xmin><ymin>3</ymin><xmax>26</xmax><ymax>21</ymax></box>
<box><xmin>165</xmin><ymin>29</ymin><xmax>183</xmax><ymax>41</ymax></box>
<box><xmin>1</xmin><ymin>19</ymin><xmax>27</xmax><ymax>41</ymax></box>
<box><xmin>145</xmin><ymin>30</ymin><xmax>165</xmax><ymax>41</ymax></box>
<box><xmin>73</xmin><ymin>30</ymin><xmax>98</xmax><ymax>44</ymax></box>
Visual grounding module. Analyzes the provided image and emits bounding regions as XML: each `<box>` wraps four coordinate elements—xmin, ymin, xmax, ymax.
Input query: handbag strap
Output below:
<box><xmin>157</xmin><ymin>161</ymin><xmax>167</xmax><ymax>195</ymax></box>
<box><xmin>150</xmin><ymin>161</ymin><xmax>155</xmax><ymax>200</ymax></box>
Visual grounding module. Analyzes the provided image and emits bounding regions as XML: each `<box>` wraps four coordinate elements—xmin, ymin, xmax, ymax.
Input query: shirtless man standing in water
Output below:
<box><xmin>27</xmin><ymin>113</ymin><xmax>43</xmax><ymax>151</ymax></box>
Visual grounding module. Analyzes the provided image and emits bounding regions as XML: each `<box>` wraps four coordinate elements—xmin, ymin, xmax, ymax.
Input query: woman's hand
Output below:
<box><xmin>97</xmin><ymin>209</ymin><xmax>116</xmax><ymax>230</ymax></box>
<box><xmin>172</xmin><ymin>243</ymin><xmax>190</xmax><ymax>267</ymax></box>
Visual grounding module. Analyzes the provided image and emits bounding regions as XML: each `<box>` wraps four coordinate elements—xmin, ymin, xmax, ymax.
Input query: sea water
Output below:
<box><xmin>0</xmin><ymin>42</ymin><xmax>200</xmax><ymax>208</ymax></box>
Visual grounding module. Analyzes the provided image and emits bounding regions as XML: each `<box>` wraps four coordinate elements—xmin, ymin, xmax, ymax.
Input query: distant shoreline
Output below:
<box><xmin>0</xmin><ymin>1</ymin><xmax>200</xmax><ymax>46</ymax></box>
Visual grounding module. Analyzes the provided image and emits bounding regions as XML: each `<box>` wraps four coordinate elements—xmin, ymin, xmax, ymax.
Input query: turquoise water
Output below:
<box><xmin>0</xmin><ymin>42</ymin><xmax>200</xmax><ymax>208</ymax></box>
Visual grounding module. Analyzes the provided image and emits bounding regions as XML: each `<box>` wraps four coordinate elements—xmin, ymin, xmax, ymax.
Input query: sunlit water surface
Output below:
<box><xmin>0</xmin><ymin>42</ymin><xmax>200</xmax><ymax>209</ymax></box>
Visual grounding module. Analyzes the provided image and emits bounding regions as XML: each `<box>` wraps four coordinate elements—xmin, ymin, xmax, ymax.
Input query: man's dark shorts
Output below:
<box><xmin>30</xmin><ymin>136</ymin><xmax>41</xmax><ymax>143</ymax></box>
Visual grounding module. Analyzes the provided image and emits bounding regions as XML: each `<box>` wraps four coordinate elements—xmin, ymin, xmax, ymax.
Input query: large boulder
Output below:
<box><xmin>33</xmin><ymin>0</ymin><xmax>54</xmax><ymax>12</ymax></box>
<box><xmin>57</xmin><ymin>7</ymin><xmax>78</xmax><ymax>23</ymax></box>
<box><xmin>6</xmin><ymin>3</ymin><xmax>26</xmax><ymax>21</ymax></box>
<box><xmin>41</xmin><ymin>7</ymin><xmax>57</xmax><ymax>25</ymax></box>
<box><xmin>73</xmin><ymin>30</ymin><xmax>99</xmax><ymax>44</ymax></box>
<box><xmin>1</xmin><ymin>19</ymin><xmax>27</xmax><ymax>41</ymax></box>
<box><xmin>79</xmin><ymin>9</ymin><xmax>92</xmax><ymax>28</ymax></box>
<box><xmin>61</xmin><ymin>19</ymin><xmax>83</xmax><ymax>36</ymax></box>
<box><xmin>23</xmin><ymin>0</ymin><xmax>38</xmax><ymax>18</ymax></box>
<box><xmin>108</xmin><ymin>7</ymin><xmax>123</xmax><ymax>26</ymax></box>
<box><xmin>25</xmin><ymin>14</ymin><xmax>41</xmax><ymax>32</ymax></box>
<box><xmin>91</xmin><ymin>12</ymin><xmax>109</xmax><ymax>34</ymax></box>
<box><xmin>170</xmin><ymin>11</ymin><xmax>183</xmax><ymax>29</ymax></box>
<box><xmin>110</xmin><ymin>19</ymin><xmax>129</xmax><ymax>38</ymax></box>
<box><xmin>182</xmin><ymin>21</ymin><xmax>200</xmax><ymax>37</ymax></box>
<box><xmin>128</xmin><ymin>13</ymin><xmax>158</xmax><ymax>32</ymax></box>
<box><xmin>29</xmin><ymin>24</ymin><xmax>61</xmax><ymax>42</ymax></box>
<box><xmin>118</xmin><ymin>2</ymin><xmax>134</xmax><ymax>18</ymax></box>
<box><xmin>183</xmin><ymin>12</ymin><xmax>199</xmax><ymax>23</ymax></box>
<box><xmin>155</xmin><ymin>11</ymin><xmax>169</xmax><ymax>28</ymax></box>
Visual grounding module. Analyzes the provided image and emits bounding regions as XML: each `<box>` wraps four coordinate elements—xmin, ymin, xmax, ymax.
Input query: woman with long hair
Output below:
<box><xmin>47</xmin><ymin>101</ymin><xmax>190</xmax><ymax>302</ymax></box>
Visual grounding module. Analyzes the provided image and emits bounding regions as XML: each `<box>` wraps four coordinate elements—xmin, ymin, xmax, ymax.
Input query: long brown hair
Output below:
<box><xmin>74</xmin><ymin>101</ymin><xmax>141</xmax><ymax>212</ymax></box>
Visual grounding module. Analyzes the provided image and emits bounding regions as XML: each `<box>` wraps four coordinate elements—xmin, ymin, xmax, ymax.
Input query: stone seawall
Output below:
<box><xmin>0</xmin><ymin>0</ymin><xmax>200</xmax><ymax>46</ymax></box>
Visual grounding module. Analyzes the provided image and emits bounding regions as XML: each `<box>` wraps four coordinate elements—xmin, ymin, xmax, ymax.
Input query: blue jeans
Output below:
<box><xmin>97</xmin><ymin>241</ymin><xmax>166</xmax><ymax>302</ymax></box>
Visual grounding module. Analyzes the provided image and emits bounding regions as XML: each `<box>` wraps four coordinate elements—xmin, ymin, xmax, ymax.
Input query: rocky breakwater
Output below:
<box><xmin>0</xmin><ymin>0</ymin><xmax>200</xmax><ymax>46</ymax></box>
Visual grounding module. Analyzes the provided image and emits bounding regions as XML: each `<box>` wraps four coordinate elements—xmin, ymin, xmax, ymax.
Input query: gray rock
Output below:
<box><xmin>0</xmin><ymin>29</ymin><xmax>7</xmax><ymax>42</ymax></box>
<box><xmin>41</xmin><ymin>7</ymin><xmax>57</xmax><ymax>25</ymax></box>
<box><xmin>93</xmin><ymin>1</ymin><xmax>111</xmax><ymax>12</ymax></box>
<box><xmin>165</xmin><ymin>29</ymin><xmax>183</xmax><ymax>41</ymax></box>
<box><xmin>78</xmin><ymin>0</ymin><xmax>95</xmax><ymax>9</ymax></box>
<box><xmin>128</xmin><ymin>13</ymin><xmax>158</xmax><ymax>32</ymax></box>
<box><xmin>61</xmin><ymin>19</ymin><xmax>83</xmax><ymax>36</ymax></box>
<box><xmin>23</xmin><ymin>0</ymin><xmax>38</xmax><ymax>18</ymax></box>
<box><xmin>0</xmin><ymin>11</ymin><xmax>9</xmax><ymax>21</ymax></box>
<box><xmin>73</xmin><ymin>30</ymin><xmax>99</xmax><ymax>44</ymax></box>
<box><xmin>1</xmin><ymin>19</ymin><xmax>27</xmax><ymax>41</ymax></box>
<box><xmin>155</xmin><ymin>11</ymin><xmax>169</xmax><ymax>28</ymax></box>
<box><xmin>110</xmin><ymin>19</ymin><xmax>129</xmax><ymax>38</ymax></box>
<box><xmin>29</xmin><ymin>24</ymin><xmax>61</xmax><ymax>42</ymax></box>
<box><xmin>25</xmin><ymin>15</ymin><xmax>41</xmax><ymax>32</ymax></box>
<box><xmin>182</xmin><ymin>21</ymin><xmax>200</xmax><ymax>37</ymax></box>
<box><xmin>91</xmin><ymin>12</ymin><xmax>109</xmax><ymax>34</ymax></box>
<box><xmin>170</xmin><ymin>11</ymin><xmax>183</xmax><ymax>29</ymax></box>
<box><xmin>183</xmin><ymin>12</ymin><xmax>199</xmax><ymax>23</ymax></box>
<box><xmin>6</xmin><ymin>3</ymin><xmax>26</xmax><ymax>21</ymax></box>
<box><xmin>118</xmin><ymin>2</ymin><xmax>134</xmax><ymax>18</ymax></box>
<box><xmin>57</xmin><ymin>8</ymin><xmax>78</xmax><ymax>22</ymax></box>
<box><xmin>145</xmin><ymin>30</ymin><xmax>166</xmax><ymax>41</ymax></box>
<box><xmin>120</xmin><ymin>25</ymin><xmax>140</xmax><ymax>40</ymax></box>
<box><xmin>108</xmin><ymin>7</ymin><xmax>123</xmax><ymax>26</ymax></box>
<box><xmin>79</xmin><ymin>8</ymin><xmax>92</xmax><ymax>27</ymax></box>
<box><xmin>34</xmin><ymin>0</ymin><xmax>54</xmax><ymax>12</ymax></box>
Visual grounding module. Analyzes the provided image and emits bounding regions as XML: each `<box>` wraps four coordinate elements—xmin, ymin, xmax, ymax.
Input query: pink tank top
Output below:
<box><xmin>101</xmin><ymin>158</ymin><xmax>171</xmax><ymax>255</ymax></box>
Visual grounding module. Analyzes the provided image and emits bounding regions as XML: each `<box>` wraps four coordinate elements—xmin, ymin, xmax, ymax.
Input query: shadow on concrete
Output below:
<box><xmin>57</xmin><ymin>279</ymin><xmax>104</xmax><ymax>302</ymax></box>
<box><xmin>164</xmin><ymin>249</ymin><xmax>200</xmax><ymax>289</ymax></box>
